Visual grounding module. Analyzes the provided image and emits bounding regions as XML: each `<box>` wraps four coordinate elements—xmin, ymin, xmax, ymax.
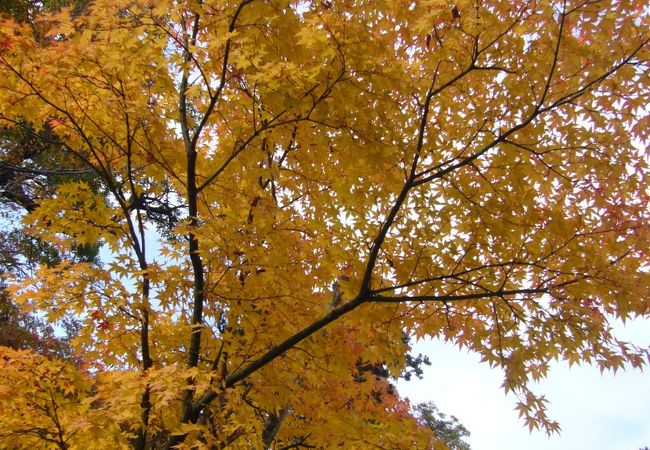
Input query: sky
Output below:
<box><xmin>398</xmin><ymin>318</ymin><xmax>650</xmax><ymax>450</ymax></box>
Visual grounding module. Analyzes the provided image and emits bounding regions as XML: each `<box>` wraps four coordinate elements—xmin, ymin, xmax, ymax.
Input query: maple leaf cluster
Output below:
<box><xmin>0</xmin><ymin>0</ymin><xmax>648</xmax><ymax>448</ymax></box>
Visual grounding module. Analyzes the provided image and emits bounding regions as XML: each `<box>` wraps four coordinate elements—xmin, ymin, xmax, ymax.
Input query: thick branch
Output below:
<box><xmin>358</xmin><ymin>78</ymin><xmax>437</xmax><ymax>294</ymax></box>
<box><xmin>262</xmin><ymin>407</ymin><xmax>289</xmax><ymax>449</ymax></box>
<box><xmin>368</xmin><ymin>287</ymin><xmax>549</xmax><ymax>303</ymax></box>
<box><xmin>188</xmin><ymin>295</ymin><xmax>364</xmax><ymax>421</ymax></box>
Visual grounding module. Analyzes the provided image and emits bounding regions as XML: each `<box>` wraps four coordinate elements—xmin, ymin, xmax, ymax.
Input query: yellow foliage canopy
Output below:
<box><xmin>0</xmin><ymin>0</ymin><xmax>648</xmax><ymax>448</ymax></box>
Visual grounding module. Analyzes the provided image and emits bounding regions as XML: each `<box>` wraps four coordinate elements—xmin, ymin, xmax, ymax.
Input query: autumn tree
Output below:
<box><xmin>0</xmin><ymin>0</ymin><xmax>648</xmax><ymax>448</ymax></box>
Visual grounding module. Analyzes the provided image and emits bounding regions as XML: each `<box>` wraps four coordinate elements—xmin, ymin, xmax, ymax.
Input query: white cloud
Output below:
<box><xmin>398</xmin><ymin>319</ymin><xmax>650</xmax><ymax>450</ymax></box>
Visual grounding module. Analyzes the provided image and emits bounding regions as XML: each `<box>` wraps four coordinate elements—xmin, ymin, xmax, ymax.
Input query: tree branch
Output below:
<box><xmin>368</xmin><ymin>287</ymin><xmax>550</xmax><ymax>303</ymax></box>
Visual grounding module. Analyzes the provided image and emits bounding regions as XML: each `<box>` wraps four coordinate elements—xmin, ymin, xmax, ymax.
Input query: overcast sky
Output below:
<box><xmin>398</xmin><ymin>318</ymin><xmax>650</xmax><ymax>450</ymax></box>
